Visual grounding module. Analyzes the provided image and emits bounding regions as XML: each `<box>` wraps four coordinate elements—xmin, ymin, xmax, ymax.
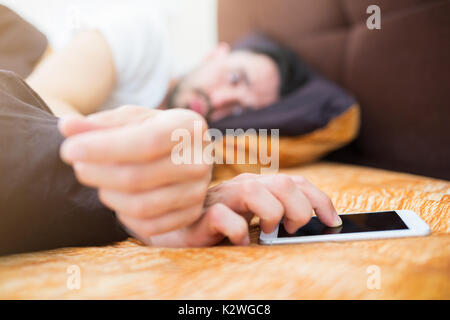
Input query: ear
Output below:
<box><xmin>203</xmin><ymin>42</ymin><xmax>231</xmax><ymax>62</ymax></box>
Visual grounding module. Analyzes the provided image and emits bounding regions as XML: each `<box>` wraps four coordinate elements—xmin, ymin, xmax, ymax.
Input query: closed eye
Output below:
<box><xmin>229</xmin><ymin>69</ymin><xmax>250</xmax><ymax>87</ymax></box>
<box><xmin>229</xmin><ymin>71</ymin><xmax>241</xmax><ymax>86</ymax></box>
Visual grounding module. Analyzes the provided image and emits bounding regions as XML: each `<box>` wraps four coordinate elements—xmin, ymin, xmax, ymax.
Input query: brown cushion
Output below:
<box><xmin>217</xmin><ymin>0</ymin><xmax>450</xmax><ymax>180</ymax></box>
<box><xmin>341</xmin><ymin>0</ymin><xmax>439</xmax><ymax>23</ymax></box>
<box><xmin>0</xmin><ymin>5</ymin><xmax>47</xmax><ymax>78</ymax></box>
<box><xmin>0</xmin><ymin>70</ymin><xmax>128</xmax><ymax>255</ymax></box>
<box><xmin>333</xmin><ymin>0</ymin><xmax>450</xmax><ymax>179</ymax></box>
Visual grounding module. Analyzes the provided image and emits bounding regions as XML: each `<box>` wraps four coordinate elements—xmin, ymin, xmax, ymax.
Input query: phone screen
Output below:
<box><xmin>278</xmin><ymin>211</ymin><xmax>409</xmax><ymax>238</ymax></box>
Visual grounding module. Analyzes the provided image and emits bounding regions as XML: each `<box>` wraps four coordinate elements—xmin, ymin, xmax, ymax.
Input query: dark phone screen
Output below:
<box><xmin>278</xmin><ymin>211</ymin><xmax>408</xmax><ymax>238</ymax></box>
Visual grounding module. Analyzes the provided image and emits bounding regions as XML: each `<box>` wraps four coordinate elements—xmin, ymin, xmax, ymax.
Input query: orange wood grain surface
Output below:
<box><xmin>0</xmin><ymin>162</ymin><xmax>448</xmax><ymax>299</ymax></box>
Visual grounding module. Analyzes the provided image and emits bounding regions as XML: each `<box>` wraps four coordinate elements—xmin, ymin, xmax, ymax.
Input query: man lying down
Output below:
<box><xmin>0</xmin><ymin>7</ymin><xmax>343</xmax><ymax>255</ymax></box>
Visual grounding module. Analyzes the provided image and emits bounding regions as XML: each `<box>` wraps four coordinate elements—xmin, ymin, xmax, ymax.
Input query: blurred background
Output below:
<box><xmin>0</xmin><ymin>0</ymin><xmax>449</xmax><ymax>179</ymax></box>
<box><xmin>0</xmin><ymin>0</ymin><xmax>218</xmax><ymax>76</ymax></box>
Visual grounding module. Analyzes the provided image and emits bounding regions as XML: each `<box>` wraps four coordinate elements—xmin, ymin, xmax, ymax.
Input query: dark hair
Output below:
<box><xmin>232</xmin><ymin>33</ymin><xmax>309</xmax><ymax>97</ymax></box>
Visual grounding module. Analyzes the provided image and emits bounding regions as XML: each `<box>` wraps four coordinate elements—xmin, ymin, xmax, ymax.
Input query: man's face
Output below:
<box><xmin>168</xmin><ymin>43</ymin><xmax>281</xmax><ymax>121</ymax></box>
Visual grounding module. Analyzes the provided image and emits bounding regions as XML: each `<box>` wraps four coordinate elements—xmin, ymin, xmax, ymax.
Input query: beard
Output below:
<box><xmin>165</xmin><ymin>79</ymin><xmax>214</xmax><ymax>120</ymax></box>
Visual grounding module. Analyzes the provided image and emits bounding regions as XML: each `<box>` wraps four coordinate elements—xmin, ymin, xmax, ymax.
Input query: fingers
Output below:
<box><xmin>204</xmin><ymin>203</ymin><xmax>250</xmax><ymax>245</ymax></box>
<box><xmin>60</xmin><ymin>120</ymin><xmax>168</xmax><ymax>164</ymax></box>
<box><xmin>60</xmin><ymin>108</ymin><xmax>207</xmax><ymax>164</ymax></box>
<box><xmin>118</xmin><ymin>203</ymin><xmax>204</xmax><ymax>239</ymax></box>
<box><xmin>290</xmin><ymin>176</ymin><xmax>342</xmax><ymax>227</ymax></box>
<box><xmin>148</xmin><ymin>203</ymin><xmax>250</xmax><ymax>248</ymax></box>
<box><xmin>206</xmin><ymin>174</ymin><xmax>311</xmax><ymax>234</ymax></box>
<box><xmin>57</xmin><ymin>107</ymin><xmax>216</xmax><ymax>246</ymax></box>
<box><xmin>86</xmin><ymin>104</ymin><xmax>158</xmax><ymax>125</ymax></box>
<box><xmin>234</xmin><ymin>179</ymin><xmax>284</xmax><ymax>234</ymax></box>
<box><xmin>188</xmin><ymin>203</ymin><xmax>250</xmax><ymax>246</ymax></box>
<box><xmin>98</xmin><ymin>178</ymin><xmax>209</xmax><ymax>219</ymax></box>
<box><xmin>211</xmin><ymin>173</ymin><xmax>340</xmax><ymax>235</ymax></box>
<box><xmin>258</xmin><ymin>175</ymin><xmax>314</xmax><ymax>234</ymax></box>
<box><xmin>58</xmin><ymin>105</ymin><xmax>159</xmax><ymax>137</ymax></box>
<box><xmin>58</xmin><ymin>115</ymin><xmax>100</xmax><ymax>137</ymax></box>
<box><xmin>73</xmin><ymin>159</ymin><xmax>210</xmax><ymax>192</ymax></box>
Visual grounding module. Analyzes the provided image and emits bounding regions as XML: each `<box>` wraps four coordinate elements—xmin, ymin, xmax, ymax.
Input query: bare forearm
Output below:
<box><xmin>29</xmin><ymin>92</ymin><xmax>81</xmax><ymax>117</ymax></box>
<box><xmin>26</xmin><ymin>30</ymin><xmax>116</xmax><ymax>116</ymax></box>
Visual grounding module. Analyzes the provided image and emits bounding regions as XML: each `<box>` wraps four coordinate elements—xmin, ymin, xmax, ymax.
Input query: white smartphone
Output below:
<box><xmin>259</xmin><ymin>210</ymin><xmax>430</xmax><ymax>245</ymax></box>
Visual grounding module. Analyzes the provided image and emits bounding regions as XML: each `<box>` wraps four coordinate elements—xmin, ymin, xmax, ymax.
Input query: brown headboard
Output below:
<box><xmin>218</xmin><ymin>0</ymin><xmax>450</xmax><ymax>180</ymax></box>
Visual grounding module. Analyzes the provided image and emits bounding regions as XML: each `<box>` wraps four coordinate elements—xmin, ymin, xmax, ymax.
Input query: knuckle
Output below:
<box><xmin>272</xmin><ymin>174</ymin><xmax>296</xmax><ymax>191</ymax></box>
<box><xmin>128</xmin><ymin>198</ymin><xmax>147</xmax><ymax>218</ymax></box>
<box><xmin>73</xmin><ymin>165</ymin><xmax>88</xmax><ymax>184</ymax></box>
<box><xmin>295</xmin><ymin>175</ymin><xmax>308</xmax><ymax>185</ymax></box>
<box><xmin>272</xmin><ymin>202</ymin><xmax>285</xmax><ymax>219</ymax></box>
<box><xmin>190</xmin><ymin>163</ymin><xmax>212</xmax><ymax>178</ymax></box>
<box><xmin>173</xmin><ymin>108</ymin><xmax>208</xmax><ymax>130</ymax></box>
<box><xmin>208</xmin><ymin>203</ymin><xmax>226</xmax><ymax>223</ymax></box>
<box><xmin>234</xmin><ymin>224</ymin><xmax>247</xmax><ymax>239</ymax></box>
<box><xmin>235</xmin><ymin>173</ymin><xmax>257</xmax><ymax>181</ymax></box>
<box><xmin>186</xmin><ymin>108</ymin><xmax>207</xmax><ymax>124</ymax></box>
<box><xmin>143</xmin><ymin>131</ymin><xmax>163</xmax><ymax>157</ymax></box>
<box><xmin>120</xmin><ymin>168</ymin><xmax>141</xmax><ymax>190</ymax></box>
<box><xmin>242</xmin><ymin>179</ymin><xmax>261</xmax><ymax>194</ymax></box>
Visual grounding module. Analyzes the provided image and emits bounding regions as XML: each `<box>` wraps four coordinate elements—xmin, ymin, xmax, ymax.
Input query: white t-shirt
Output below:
<box><xmin>82</xmin><ymin>5</ymin><xmax>172</xmax><ymax>111</ymax></box>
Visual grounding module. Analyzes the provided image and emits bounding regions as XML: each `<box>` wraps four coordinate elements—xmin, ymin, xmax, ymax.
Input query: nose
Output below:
<box><xmin>209</xmin><ymin>88</ymin><xmax>240</xmax><ymax>110</ymax></box>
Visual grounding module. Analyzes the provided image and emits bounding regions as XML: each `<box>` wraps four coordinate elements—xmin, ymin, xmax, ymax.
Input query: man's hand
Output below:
<box><xmin>149</xmin><ymin>173</ymin><xmax>342</xmax><ymax>247</ymax></box>
<box><xmin>59</xmin><ymin>105</ymin><xmax>340</xmax><ymax>248</ymax></box>
<box><xmin>59</xmin><ymin>105</ymin><xmax>213</xmax><ymax>243</ymax></box>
